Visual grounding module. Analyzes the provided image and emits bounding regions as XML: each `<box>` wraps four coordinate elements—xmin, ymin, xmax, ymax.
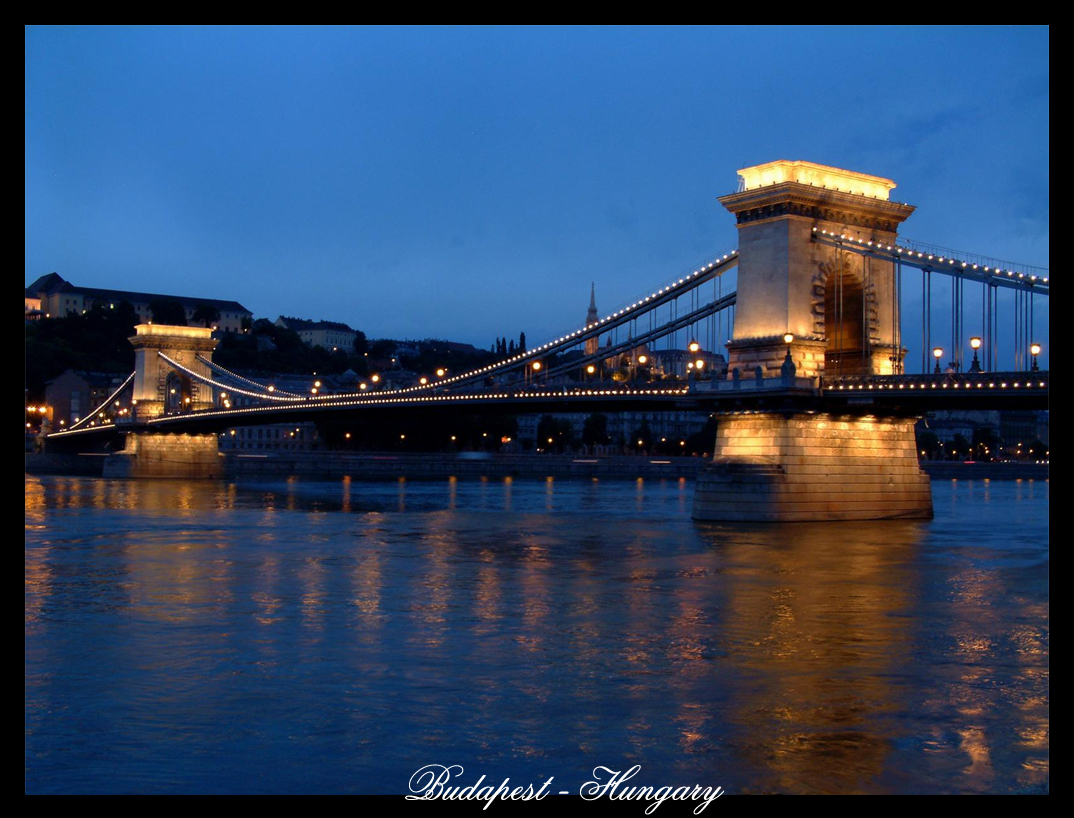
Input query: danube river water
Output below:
<box><xmin>25</xmin><ymin>474</ymin><xmax>1049</xmax><ymax>794</ymax></box>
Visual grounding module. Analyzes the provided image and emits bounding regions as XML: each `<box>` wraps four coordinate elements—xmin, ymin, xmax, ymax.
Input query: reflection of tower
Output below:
<box><xmin>585</xmin><ymin>283</ymin><xmax>599</xmax><ymax>356</ymax></box>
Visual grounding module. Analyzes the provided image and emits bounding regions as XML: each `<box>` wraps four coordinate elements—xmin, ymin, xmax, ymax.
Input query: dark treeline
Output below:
<box><xmin>213</xmin><ymin>319</ymin><xmax>370</xmax><ymax>378</ymax></box>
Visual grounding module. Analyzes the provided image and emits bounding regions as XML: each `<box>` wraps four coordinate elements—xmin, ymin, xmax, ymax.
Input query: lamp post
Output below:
<box><xmin>1030</xmin><ymin>343</ymin><xmax>1041</xmax><ymax>371</ymax></box>
<box><xmin>969</xmin><ymin>337</ymin><xmax>982</xmax><ymax>373</ymax></box>
<box><xmin>933</xmin><ymin>347</ymin><xmax>943</xmax><ymax>374</ymax></box>
<box><xmin>781</xmin><ymin>333</ymin><xmax>796</xmax><ymax>382</ymax></box>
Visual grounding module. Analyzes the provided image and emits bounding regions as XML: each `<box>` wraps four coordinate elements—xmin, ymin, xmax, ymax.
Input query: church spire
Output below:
<box><xmin>586</xmin><ymin>282</ymin><xmax>598</xmax><ymax>325</ymax></box>
<box><xmin>585</xmin><ymin>283</ymin><xmax>600</xmax><ymax>356</ymax></box>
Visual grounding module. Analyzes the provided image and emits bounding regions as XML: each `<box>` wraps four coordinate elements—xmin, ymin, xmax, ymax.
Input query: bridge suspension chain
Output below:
<box><xmin>66</xmin><ymin>371</ymin><xmax>135</xmax><ymax>431</ymax></box>
<box><xmin>157</xmin><ymin>353</ymin><xmax>307</xmax><ymax>403</ymax></box>
<box><xmin>373</xmin><ymin>250</ymin><xmax>740</xmax><ymax>396</ymax></box>
<box><xmin>195</xmin><ymin>356</ymin><xmax>305</xmax><ymax>398</ymax></box>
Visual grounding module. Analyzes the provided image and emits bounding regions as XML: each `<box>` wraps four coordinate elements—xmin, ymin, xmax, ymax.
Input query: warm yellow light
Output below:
<box><xmin>345</xmin><ymin>432</ymin><xmax>351</xmax><ymax>439</ymax></box>
<box><xmin>359</xmin><ymin>383</ymin><xmax>368</xmax><ymax>390</ymax></box>
<box><xmin>695</xmin><ymin>359</ymin><xmax>705</xmax><ymax>370</ymax></box>
<box><xmin>268</xmin><ymin>385</ymin><xmax>275</xmax><ymax>392</ymax></box>
<box><xmin>735</xmin><ymin>160</ymin><xmax>896</xmax><ymax>200</ymax></box>
<box><xmin>419</xmin><ymin>377</ymin><xmax>428</xmax><ymax>385</ymax></box>
<box><xmin>133</xmin><ymin>323</ymin><xmax>213</xmax><ymax>339</ymax></box>
<box><xmin>532</xmin><ymin>361</ymin><xmax>542</xmax><ymax>371</ymax></box>
<box><xmin>970</xmin><ymin>336</ymin><xmax>982</xmax><ymax>350</ymax></box>
<box><xmin>783</xmin><ymin>333</ymin><xmax>794</xmax><ymax>344</ymax></box>
<box><xmin>436</xmin><ymin>368</ymin><xmax>446</xmax><ymax>377</ymax></box>
<box><xmin>688</xmin><ymin>340</ymin><xmax>700</xmax><ymax>353</ymax></box>
<box><xmin>371</xmin><ymin>374</ymin><xmax>380</xmax><ymax>383</ymax></box>
<box><xmin>933</xmin><ymin>347</ymin><xmax>943</xmax><ymax>359</ymax></box>
<box><xmin>314</xmin><ymin>380</ymin><xmax>321</xmax><ymax>388</ymax></box>
<box><xmin>586</xmin><ymin>364</ymin><xmax>596</xmax><ymax>374</ymax></box>
<box><xmin>637</xmin><ymin>355</ymin><xmax>648</xmax><ymax>365</ymax></box>
<box><xmin>1030</xmin><ymin>343</ymin><xmax>1041</xmax><ymax>356</ymax></box>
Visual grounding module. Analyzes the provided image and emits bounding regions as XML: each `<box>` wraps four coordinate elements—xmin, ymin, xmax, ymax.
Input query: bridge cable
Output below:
<box><xmin>66</xmin><ymin>371</ymin><xmax>135</xmax><ymax>431</ymax></box>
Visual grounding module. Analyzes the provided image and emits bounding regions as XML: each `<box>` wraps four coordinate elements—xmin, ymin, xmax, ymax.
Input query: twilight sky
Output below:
<box><xmin>25</xmin><ymin>26</ymin><xmax>1049</xmax><ymax>365</ymax></box>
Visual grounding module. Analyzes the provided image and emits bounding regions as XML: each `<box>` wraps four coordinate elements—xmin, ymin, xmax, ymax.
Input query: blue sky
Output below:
<box><xmin>26</xmin><ymin>26</ymin><xmax>1049</xmax><ymax>365</ymax></box>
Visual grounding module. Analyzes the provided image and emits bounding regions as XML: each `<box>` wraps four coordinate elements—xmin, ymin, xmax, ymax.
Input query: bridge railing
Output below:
<box><xmin>822</xmin><ymin>371</ymin><xmax>1049</xmax><ymax>393</ymax></box>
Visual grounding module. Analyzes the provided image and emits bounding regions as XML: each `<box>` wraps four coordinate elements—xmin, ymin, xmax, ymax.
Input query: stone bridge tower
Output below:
<box><xmin>105</xmin><ymin>323</ymin><xmax>223</xmax><ymax>479</ymax></box>
<box><xmin>129</xmin><ymin>324</ymin><xmax>219</xmax><ymax>420</ymax></box>
<box><xmin>718</xmin><ymin>160</ymin><xmax>915</xmax><ymax>380</ymax></box>
<box><xmin>693</xmin><ymin>161</ymin><xmax>932</xmax><ymax>522</ymax></box>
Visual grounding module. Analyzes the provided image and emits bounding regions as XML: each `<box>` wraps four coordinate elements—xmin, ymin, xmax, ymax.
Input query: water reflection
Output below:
<box><xmin>25</xmin><ymin>475</ymin><xmax>1048</xmax><ymax>794</ymax></box>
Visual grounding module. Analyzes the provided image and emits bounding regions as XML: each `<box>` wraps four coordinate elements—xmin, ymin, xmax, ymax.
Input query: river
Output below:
<box><xmin>25</xmin><ymin>475</ymin><xmax>1049</xmax><ymax>794</ymax></box>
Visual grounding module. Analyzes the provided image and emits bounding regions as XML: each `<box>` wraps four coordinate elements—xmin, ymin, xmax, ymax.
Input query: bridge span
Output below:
<box><xmin>45</xmin><ymin>160</ymin><xmax>1049</xmax><ymax>522</ymax></box>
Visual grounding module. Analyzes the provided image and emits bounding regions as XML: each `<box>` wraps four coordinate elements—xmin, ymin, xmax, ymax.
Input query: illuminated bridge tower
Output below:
<box><xmin>693</xmin><ymin>161</ymin><xmax>932</xmax><ymax>522</ymax></box>
<box><xmin>129</xmin><ymin>323</ymin><xmax>219</xmax><ymax>419</ymax></box>
<box><xmin>721</xmin><ymin>160</ymin><xmax>914</xmax><ymax>378</ymax></box>
<box><xmin>105</xmin><ymin>324</ymin><xmax>224</xmax><ymax>478</ymax></box>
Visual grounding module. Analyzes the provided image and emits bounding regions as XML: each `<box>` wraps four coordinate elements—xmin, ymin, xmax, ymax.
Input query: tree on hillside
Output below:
<box><xmin>192</xmin><ymin>303</ymin><xmax>221</xmax><ymax>328</ymax></box>
<box><xmin>149</xmin><ymin>299</ymin><xmax>187</xmax><ymax>325</ymax></box>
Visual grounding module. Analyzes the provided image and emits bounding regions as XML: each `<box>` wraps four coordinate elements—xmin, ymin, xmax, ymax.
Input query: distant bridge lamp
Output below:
<box><xmin>1030</xmin><ymin>343</ymin><xmax>1041</xmax><ymax>371</ymax></box>
<box><xmin>969</xmin><ymin>337</ymin><xmax>982</xmax><ymax>373</ymax></box>
<box><xmin>933</xmin><ymin>347</ymin><xmax>944</xmax><ymax>374</ymax></box>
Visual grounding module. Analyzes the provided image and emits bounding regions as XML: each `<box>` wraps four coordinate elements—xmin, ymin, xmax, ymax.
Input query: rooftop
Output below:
<box><xmin>26</xmin><ymin>273</ymin><xmax>251</xmax><ymax>314</ymax></box>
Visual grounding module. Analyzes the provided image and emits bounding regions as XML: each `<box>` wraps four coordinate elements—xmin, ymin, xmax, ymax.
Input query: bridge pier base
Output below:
<box><xmin>692</xmin><ymin>412</ymin><xmax>932</xmax><ymax>522</ymax></box>
<box><xmin>102</xmin><ymin>432</ymin><xmax>225</xmax><ymax>479</ymax></box>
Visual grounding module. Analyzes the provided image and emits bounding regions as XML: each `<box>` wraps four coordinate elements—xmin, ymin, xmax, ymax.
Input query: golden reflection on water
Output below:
<box><xmin>692</xmin><ymin>521</ymin><xmax>924</xmax><ymax>792</ymax></box>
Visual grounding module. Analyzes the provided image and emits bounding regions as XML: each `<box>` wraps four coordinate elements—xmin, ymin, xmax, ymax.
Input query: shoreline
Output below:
<box><xmin>25</xmin><ymin>452</ymin><xmax>1051</xmax><ymax>482</ymax></box>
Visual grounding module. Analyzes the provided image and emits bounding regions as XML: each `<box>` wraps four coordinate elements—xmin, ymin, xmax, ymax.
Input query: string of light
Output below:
<box><xmin>67</xmin><ymin>372</ymin><xmax>135</xmax><ymax>430</ymax></box>
<box><xmin>157</xmin><ymin>353</ymin><xmax>307</xmax><ymax>402</ymax></box>
<box><xmin>195</xmin><ymin>356</ymin><xmax>304</xmax><ymax>397</ymax></box>
<box><xmin>369</xmin><ymin>251</ymin><xmax>740</xmax><ymax>397</ymax></box>
<box><xmin>813</xmin><ymin>229</ymin><xmax>1049</xmax><ymax>287</ymax></box>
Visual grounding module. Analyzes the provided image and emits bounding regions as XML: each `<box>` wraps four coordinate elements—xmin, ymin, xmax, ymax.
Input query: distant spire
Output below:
<box><xmin>588</xmin><ymin>282</ymin><xmax>597</xmax><ymax>312</ymax></box>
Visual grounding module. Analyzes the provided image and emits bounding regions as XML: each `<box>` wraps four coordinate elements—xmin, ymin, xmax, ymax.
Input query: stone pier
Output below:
<box><xmin>102</xmin><ymin>433</ymin><xmax>224</xmax><ymax>479</ymax></box>
<box><xmin>692</xmin><ymin>412</ymin><xmax>933</xmax><ymax>522</ymax></box>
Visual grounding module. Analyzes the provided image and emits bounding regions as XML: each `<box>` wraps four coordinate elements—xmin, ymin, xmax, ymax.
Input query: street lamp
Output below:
<box><xmin>688</xmin><ymin>339</ymin><xmax>700</xmax><ymax>354</ymax></box>
<box><xmin>933</xmin><ymin>347</ymin><xmax>943</xmax><ymax>374</ymax></box>
<box><xmin>436</xmin><ymin>368</ymin><xmax>446</xmax><ymax>378</ymax></box>
<box><xmin>969</xmin><ymin>337</ymin><xmax>982</xmax><ymax>373</ymax></box>
<box><xmin>1030</xmin><ymin>343</ymin><xmax>1041</xmax><ymax>371</ymax></box>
